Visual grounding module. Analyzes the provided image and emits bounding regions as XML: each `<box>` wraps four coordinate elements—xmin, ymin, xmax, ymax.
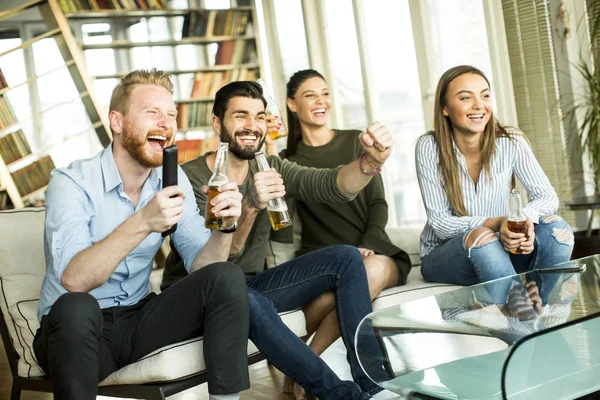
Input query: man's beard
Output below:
<box><xmin>219</xmin><ymin>125</ymin><xmax>263</xmax><ymax>160</ymax></box>
<box><xmin>121</xmin><ymin>121</ymin><xmax>173</xmax><ymax>168</ymax></box>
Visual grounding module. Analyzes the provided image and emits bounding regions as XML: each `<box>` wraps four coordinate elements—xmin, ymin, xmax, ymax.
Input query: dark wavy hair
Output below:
<box><xmin>212</xmin><ymin>81</ymin><xmax>266</xmax><ymax>122</ymax></box>
<box><xmin>285</xmin><ymin>69</ymin><xmax>327</xmax><ymax>157</ymax></box>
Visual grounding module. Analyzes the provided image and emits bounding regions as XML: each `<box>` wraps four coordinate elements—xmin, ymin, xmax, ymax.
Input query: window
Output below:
<box><xmin>323</xmin><ymin>0</ymin><xmax>367</xmax><ymax>130</ymax></box>
<box><xmin>267</xmin><ymin>0</ymin><xmax>505</xmax><ymax>229</ymax></box>
<box><xmin>362</xmin><ymin>0</ymin><xmax>426</xmax><ymax>228</ymax></box>
<box><xmin>272</xmin><ymin>0</ymin><xmax>309</xmax><ymax>80</ymax></box>
<box><xmin>31</xmin><ymin>36</ymin><xmax>100</xmax><ymax>167</ymax></box>
<box><xmin>423</xmin><ymin>0</ymin><xmax>495</xmax><ymax>88</ymax></box>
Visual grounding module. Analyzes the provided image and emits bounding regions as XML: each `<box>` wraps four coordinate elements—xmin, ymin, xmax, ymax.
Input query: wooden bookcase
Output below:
<box><xmin>0</xmin><ymin>0</ymin><xmax>111</xmax><ymax>209</ymax></box>
<box><xmin>0</xmin><ymin>0</ymin><xmax>264</xmax><ymax>211</ymax></box>
<box><xmin>63</xmin><ymin>0</ymin><xmax>264</xmax><ymax>163</ymax></box>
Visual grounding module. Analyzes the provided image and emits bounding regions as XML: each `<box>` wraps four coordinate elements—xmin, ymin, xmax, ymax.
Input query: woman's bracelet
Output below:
<box><xmin>359</xmin><ymin>152</ymin><xmax>383</xmax><ymax>176</ymax></box>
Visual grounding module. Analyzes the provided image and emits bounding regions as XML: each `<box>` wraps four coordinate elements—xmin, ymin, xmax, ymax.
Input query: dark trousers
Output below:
<box><xmin>33</xmin><ymin>262</ymin><xmax>250</xmax><ymax>400</ymax></box>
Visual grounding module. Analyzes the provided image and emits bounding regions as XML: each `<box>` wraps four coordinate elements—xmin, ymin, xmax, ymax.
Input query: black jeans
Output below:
<box><xmin>33</xmin><ymin>262</ymin><xmax>249</xmax><ymax>400</ymax></box>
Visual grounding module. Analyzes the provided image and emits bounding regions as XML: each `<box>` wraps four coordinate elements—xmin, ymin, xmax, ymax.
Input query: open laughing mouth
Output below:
<box><xmin>147</xmin><ymin>134</ymin><xmax>170</xmax><ymax>152</ymax></box>
<box><xmin>467</xmin><ymin>113</ymin><xmax>486</xmax><ymax>122</ymax></box>
<box><xmin>312</xmin><ymin>108</ymin><xmax>326</xmax><ymax>117</ymax></box>
<box><xmin>237</xmin><ymin>132</ymin><xmax>260</xmax><ymax>145</ymax></box>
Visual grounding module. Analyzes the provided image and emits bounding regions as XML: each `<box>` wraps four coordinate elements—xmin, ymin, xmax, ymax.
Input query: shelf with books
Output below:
<box><xmin>80</xmin><ymin>35</ymin><xmax>255</xmax><ymax>50</ymax></box>
<box><xmin>0</xmin><ymin>0</ymin><xmax>112</xmax><ymax>209</ymax></box>
<box><xmin>64</xmin><ymin>2</ymin><xmax>262</xmax><ymax>106</ymax></box>
<box><xmin>89</xmin><ymin>63</ymin><xmax>260</xmax><ymax>80</ymax></box>
<box><xmin>58</xmin><ymin>0</ymin><xmax>168</xmax><ymax>13</ymax></box>
<box><xmin>176</xmin><ymin>136</ymin><xmax>218</xmax><ymax>164</ymax></box>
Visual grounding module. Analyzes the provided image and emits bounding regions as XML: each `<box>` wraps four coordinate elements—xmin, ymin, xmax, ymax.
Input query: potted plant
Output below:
<box><xmin>565</xmin><ymin>8</ymin><xmax>600</xmax><ymax>258</ymax></box>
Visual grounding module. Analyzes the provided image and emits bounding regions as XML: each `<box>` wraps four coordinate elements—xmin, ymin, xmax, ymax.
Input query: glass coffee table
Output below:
<box><xmin>355</xmin><ymin>255</ymin><xmax>600</xmax><ymax>399</ymax></box>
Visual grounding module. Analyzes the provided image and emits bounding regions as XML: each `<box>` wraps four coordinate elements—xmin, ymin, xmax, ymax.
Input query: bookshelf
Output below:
<box><xmin>62</xmin><ymin>0</ymin><xmax>263</xmax><ymax>163</ymax></box>
<box><xmin>0</xmin><ymin>0</ymin><xmax>111</xmax><ymax>208</ymax></box>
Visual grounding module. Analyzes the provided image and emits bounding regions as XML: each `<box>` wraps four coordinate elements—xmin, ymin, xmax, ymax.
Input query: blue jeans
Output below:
<box><xmin>246</xmin><ymin>245</ymin><xmax>383</xmax><ymax>400</ymax></box>
<box><xmin>422</xmin><ymin>216</ymin><xmax>574</xmax><ymax>286</ymax></box>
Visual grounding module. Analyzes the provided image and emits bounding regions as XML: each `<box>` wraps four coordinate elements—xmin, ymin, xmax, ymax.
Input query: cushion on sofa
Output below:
<box><xmin>0</xmin><ymin>208</ymin><xmax>46</xmax><ymax>378</ymax></box>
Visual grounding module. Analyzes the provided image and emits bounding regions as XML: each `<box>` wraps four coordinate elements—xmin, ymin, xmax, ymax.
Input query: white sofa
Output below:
<box><xmin>0</xmin><ymin>207</ymin><xmax>459</xmax><ymax>394</ymax></box>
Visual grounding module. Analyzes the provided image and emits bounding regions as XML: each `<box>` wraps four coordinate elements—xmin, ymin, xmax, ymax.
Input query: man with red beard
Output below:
<box><xmin>34</xmin><ymin>69</ymin><xmax>250</xmax><ymax>400</ymax></box>
<box><xmin>162</xmin><ymin>81</ymin><xmax>393</xmax><ymax>400</ymax></box>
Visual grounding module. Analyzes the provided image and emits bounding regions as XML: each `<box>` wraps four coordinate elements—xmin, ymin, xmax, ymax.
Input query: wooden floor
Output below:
<box><xmin>0</xmin><ymin>339</ymin><xmax>294</xmax><ymax>400</ymax></box>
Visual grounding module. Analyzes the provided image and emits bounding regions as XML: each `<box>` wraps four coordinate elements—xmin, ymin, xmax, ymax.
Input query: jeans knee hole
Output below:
<box><xmin>552</xmin><ymin>228</ymin><xmax>574</xmax><ymax>246</ymax></box>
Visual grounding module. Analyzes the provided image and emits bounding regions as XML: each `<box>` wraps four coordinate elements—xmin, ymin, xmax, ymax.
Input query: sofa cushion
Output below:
<box><xmin>0</xmin><ymin>208</ymin><xmax>46</xmax><ymax>378</ymax></box>
<box><xmin>386</xmin><ymin>227</ymin><xmax>422</xmax><ymax>267</ymax></box>
<box><xmin>100</xmin><ymin>308</ymin><xmax>306</xmax><ymax>386</ymax></box>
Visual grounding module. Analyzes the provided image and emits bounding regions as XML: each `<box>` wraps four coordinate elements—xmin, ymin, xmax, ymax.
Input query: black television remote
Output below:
<box><xmin>162</xmin><ymin>145</ymin><xmax>178</xmax><ymax>237</ymax></box>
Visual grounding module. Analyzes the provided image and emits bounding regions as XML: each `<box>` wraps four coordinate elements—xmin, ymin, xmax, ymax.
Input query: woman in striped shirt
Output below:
<box><xmin>415</xmin><ymin>65</ymin><xmax>574</xmax><ymax>288</ymax></box>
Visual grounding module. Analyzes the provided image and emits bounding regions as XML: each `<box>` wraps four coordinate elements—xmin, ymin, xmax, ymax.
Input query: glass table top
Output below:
<box><xmin>355</xmin><ymin>255</ymin><xmax>600</xmax><ymax>399</ymax></box>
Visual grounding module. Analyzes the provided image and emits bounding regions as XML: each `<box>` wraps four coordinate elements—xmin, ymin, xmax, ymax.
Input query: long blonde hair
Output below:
<box><xmin>431</xmin><ymin>65</ymin><xmax>513</xmax><ymax>216</ymax></box>
<box><xmin>109</xmin><ymin>68</ymin><xmax>174</xmax><ymax>116</ymax></box>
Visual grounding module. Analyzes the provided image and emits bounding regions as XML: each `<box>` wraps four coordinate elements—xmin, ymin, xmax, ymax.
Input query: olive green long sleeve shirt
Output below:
<box><xmin>161</xmin><ymin>151</ymin><xmax>353</xmax><ymax>288</ymax></box>
<box><xmin>277</xmin><ymin>130</ymin><xmax>412</xmax><ymax>284</ymax></box>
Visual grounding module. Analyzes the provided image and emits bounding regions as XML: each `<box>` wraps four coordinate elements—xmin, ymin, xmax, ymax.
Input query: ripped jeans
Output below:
<box><xmin>422</xmin><ymin>215</ymin><xmax>574</xmax><ymax>288</ymax></box>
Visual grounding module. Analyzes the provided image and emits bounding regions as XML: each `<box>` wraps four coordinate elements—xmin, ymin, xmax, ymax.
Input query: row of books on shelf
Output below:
<box><xmin>58</xmin><ymin>0</ymin><xmax>167</xmax><ymax>12</ymax></box>
<box><xmin>0</xmin><ymin>96</ymin><xmax>17</xmax><ymax>131</ymax></box>
<box><xmin>0</xmin><ymin>130</ymin><xmax>32</xmax><ymax>165</ymax></box>
<box><xmin>182</xmin><ymin>9</ymin><xmax>252</xmax><ymax>38</ymax></box>
<box><xmin>190</xmin><ymin>67</ymin><xmax>259</xmax><ymax>99</ymax></box>
<box><xmin>176</xmin><ymin>137</ymin><xmax>218</xmax><ymax>164</ymax></box>
<box><xmin>215</xmin><ymin>40</ymin><xmax>256</xmax><ymax>66</ymax></box>
<box><xmin>176</xmin><ymin>101</ymin><xmax>213</xmax><ymax>130</ymax></box>
<box><xmin>11</xmin><ymin>156</ymin><xmax>55</xmax><ymax>198</ymax></box>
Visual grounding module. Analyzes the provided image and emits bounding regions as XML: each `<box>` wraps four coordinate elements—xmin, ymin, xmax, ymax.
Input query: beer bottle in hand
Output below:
<box><xmin>255</xmin><ymin>151</ymin><xmax>292</xmax><ymax>231</ymax></box>
<box><xmin>257</xmin><ymin>78</ymin><xmax>286</xmax><ymax>140</ymax></box>
<box><xmin>508</xmin><ymin>188</ymin><xmax>527</xmax><ymax>254</ymax></box>
<box><xmin>205</xmin><ymin>142</ymin><xmax>234</xmax><ymax>230</ymax></box>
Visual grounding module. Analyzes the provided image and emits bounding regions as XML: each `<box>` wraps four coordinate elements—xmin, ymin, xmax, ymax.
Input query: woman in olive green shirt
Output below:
<box><xmin>272</xmin><ymin>69</ymin><xmax>411</xmax><ymax>398</ymax></box>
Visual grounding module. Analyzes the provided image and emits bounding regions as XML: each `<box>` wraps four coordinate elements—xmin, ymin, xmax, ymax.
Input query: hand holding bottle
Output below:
<box><xmin>257</xmin><ymin>78</ymin><xmax>287</xmax><ymax>140</ymax></box>
<box><xmin>503</xmin><ymin>189</ymin><xmax>533</xmax><ymax>254</ymax></box>
<box><xmin>205</xmin><ymin>142</ymin><xmax>238</xmax><ymax>231</ymax></box>
<box><xmin>246</xmin><ymin>168</ymin><xmax>286</xmax><ymax>211</ymax></box>
<box><xmin>202</xmin><ymin>181</ymin><xmax>242</xmax><ymax>227</ymax></box>
<box><xmin>254</xmin><ymin>151</ymin><xmax>292</xmax><ymax>230</ymax></box>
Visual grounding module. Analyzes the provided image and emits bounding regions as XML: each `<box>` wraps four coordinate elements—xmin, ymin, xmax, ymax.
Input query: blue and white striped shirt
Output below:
<box><xmin>415</xmin><ymin>130</ymin><xmax>558</xmax><ymax>259</ymax></box>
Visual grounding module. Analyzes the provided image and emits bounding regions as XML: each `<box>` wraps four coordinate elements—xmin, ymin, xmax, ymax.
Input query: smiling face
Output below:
<box><xmin>443</xmin><ymin>72</ymin><xmax>492</xmax><ymax>137</ymax></box>
<box><xmin>287</xmin><ymin>76</ymin><xmax>330</xmax><ymax>128</ymax></box>
<box><xmin>112</xmin><ymin>84</ymin><xmax>176</xmax><ymax>168</ymax></box>
<box><xmin>215</xmin><ymin>96</ymin><xmax>267</xmax><ymax>160</ymax></box>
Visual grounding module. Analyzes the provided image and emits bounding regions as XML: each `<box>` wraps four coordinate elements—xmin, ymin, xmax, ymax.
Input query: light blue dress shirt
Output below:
<box><xmin>37</xmin><ymin>145</ymin><xmax>211</xmax><ymax>319</ymax></box>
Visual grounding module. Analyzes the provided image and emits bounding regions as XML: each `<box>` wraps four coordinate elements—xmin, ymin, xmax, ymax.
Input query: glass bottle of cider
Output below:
<box><xmin>255</xmin><ymin>151</ymin><xmax>292</xmax><ymax>231</ymax></box>
<box><xmin>205</xmin><ymin>142</ymin><xmax>233</xmax><ymax>230</ymax></box>
<box><xmin>508</xmin><ymin>188</ymin><xmax>527</xmax><ymax>254</ymax></box>
<box><xmin>257</xmin><ymin>78</ymin><xmax>286</xmax><ymax>140</ymax></box>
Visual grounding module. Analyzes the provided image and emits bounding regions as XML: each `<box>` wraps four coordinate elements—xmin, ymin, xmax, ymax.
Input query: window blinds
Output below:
<box><xmin>501</xmin><ymin>0</ymin><xmax>575</xmax><ymax>224</ymax></box>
